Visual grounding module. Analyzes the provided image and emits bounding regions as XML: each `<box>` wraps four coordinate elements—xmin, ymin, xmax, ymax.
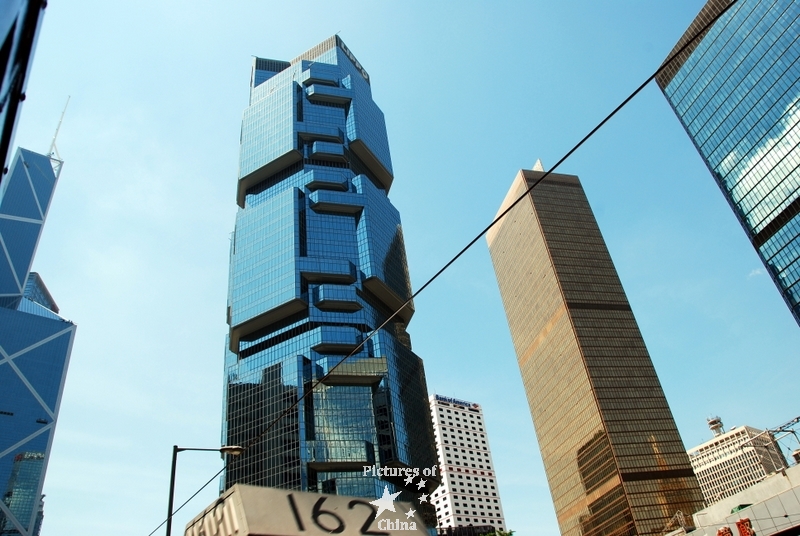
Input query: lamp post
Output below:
<box><xmin>165</xmin><ymin>445</ymin><xmax>243</xmax><ymax>536</ymax></box>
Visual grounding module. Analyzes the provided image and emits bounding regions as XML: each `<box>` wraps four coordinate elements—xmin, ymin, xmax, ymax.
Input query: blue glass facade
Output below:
<box><xmin>0</xmin><ymin>1</ymin><xmax>46</xmax><ymax>174</ymax></box>
<box><xmin>657</xmin><ymin>0</ymin><xmax>800</xmax><ymax>324</ymax></box>
<box><xmin>0</xmin><ymin>148</ymin><xmax>75</xmax><ymax>536</ymax></box>
<box><xmin>222</xmin><ymin>36</ymin><xmax>438</xmax><ymax>516</ymax></box>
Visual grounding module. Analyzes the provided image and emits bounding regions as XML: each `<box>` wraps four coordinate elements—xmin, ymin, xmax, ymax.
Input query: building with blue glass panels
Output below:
<box><xmin>222</xmin><ymin>36</ymin><xmax>438</xmax><ymax>515</ymax></box>
<box><xmin>0</xmin><ymin>148</ymin><xmax>75</xmax><ymax>536</ymax></box>
<box><xmin>0</xmin><ymin>1</ymin><xmax>47</xmax><ymax>175</ymax></box>
<box><xmin>657</xmin><ymin>0</ymin><xmax>800</xmax><ymax>325</ymax></box>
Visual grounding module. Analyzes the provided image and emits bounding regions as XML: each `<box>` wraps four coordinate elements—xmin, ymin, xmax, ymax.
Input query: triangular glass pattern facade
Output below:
<box><xmin>0</xmin><ymin>148</ymin><xmax>74</xmax><ymax>536</ymax></box>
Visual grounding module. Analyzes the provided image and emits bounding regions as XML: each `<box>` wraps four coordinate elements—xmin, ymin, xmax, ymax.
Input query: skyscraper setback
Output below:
<box><xmin>657</xmin><ymin>0</ymin><xmax>800</xmax><ymax>325</ymax></box>
<box><xmin>487</xmin><ymin>169</ymin><xmax>704</xmax><ymax>536</ymax></box>
<box><xmin>222</xmin><ymin>37</ymin><xmax>437</xmax><ymax>504</ymax></box>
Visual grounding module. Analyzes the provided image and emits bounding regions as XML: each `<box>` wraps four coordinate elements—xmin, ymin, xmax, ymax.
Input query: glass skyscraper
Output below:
<box><xmin>0</xmin><ymin>1</ymin><xmax>47</xmax><ymax>173</ymax></box>
<box><xmin>0</xmin><ymin>148</ymin><xmax>75</xmax><ymax>536</ymax></box>
<box><xmin>221</xmin><ymin>36</ymin><xmax>437</xmax><ymax>512</ymax></box>
<box><xmin>487</xmin><ymin>169</ymin><xmax>705</xmax><ymax>536</ymax></box>
<box><xmin>657</xmin><ymin>0</ymin><xmax>800</xmax><ymax>325</ymax></box>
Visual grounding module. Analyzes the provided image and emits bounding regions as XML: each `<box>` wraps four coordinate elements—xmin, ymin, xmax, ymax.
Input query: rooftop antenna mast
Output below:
<box><xmin>48</xmin><ymin>96</ymin><xmax>69</xmax><ymax>178</ymax></box>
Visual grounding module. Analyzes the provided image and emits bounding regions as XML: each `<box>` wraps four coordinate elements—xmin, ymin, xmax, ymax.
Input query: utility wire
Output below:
<box><xmin>148</xmin><ymin>1</ymin><xmax>741</xmax><ymax>534</ymax></box>
<box><xmin>147</xmin><ymin>469</ymin><xmax>226</xmax><ymax>536</ymax></box>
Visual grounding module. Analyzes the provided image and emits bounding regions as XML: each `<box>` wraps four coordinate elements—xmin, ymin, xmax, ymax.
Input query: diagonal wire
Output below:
<box><xmin>148</xmin><ymin>1</ymin><xmax>741</xmax><ymax>534</ymax></box>
<box><xmin>147</xmin><ymin>468</ymin><xmax>225</xmax><ymax>536</ymax></box>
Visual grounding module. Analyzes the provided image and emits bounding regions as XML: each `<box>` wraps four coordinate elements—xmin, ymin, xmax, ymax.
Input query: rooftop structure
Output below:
<box><xmin>687</xmin><ymin>418</ymin><xmax>789</xmax><ymax>505</ymax></box>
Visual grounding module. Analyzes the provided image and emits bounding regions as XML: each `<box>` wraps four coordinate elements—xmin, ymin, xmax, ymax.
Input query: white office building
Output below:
<box><xmin>429</xmin><ymin>394</ymin><xmax>506</xmax><ymax>533</ymax></box>
<box><xmin>687</xmin><ymin>418</ymin><xmax>787</xmax><ymax>505</ymax></box>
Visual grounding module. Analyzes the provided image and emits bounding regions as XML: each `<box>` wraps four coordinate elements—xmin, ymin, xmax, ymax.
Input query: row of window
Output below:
<box><xmin>439</xmin><ymin>517</ymin><xmax>504</xmax><ymax>531</ymax></box>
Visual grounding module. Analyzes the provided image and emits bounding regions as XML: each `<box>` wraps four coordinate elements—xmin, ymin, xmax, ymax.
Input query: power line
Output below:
<box><xmin>147</xmin><ymin>468</ymin><xmax>225</xmax><ymax>536</ymax></box>
<box><xmin>146</xmin><ymin>1</ymin><xmax>741</xmax><ymax>533</ymax></box>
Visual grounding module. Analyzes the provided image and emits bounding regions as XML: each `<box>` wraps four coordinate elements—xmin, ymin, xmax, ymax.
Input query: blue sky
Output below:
<box><xmin>11</xmin><ymin>1</ymin><xmax>800</xmax><ymax>534</ymax></box>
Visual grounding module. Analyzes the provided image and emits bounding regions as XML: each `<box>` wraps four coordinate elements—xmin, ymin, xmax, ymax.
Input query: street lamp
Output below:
<box><xmin>166</xmin><ymin>445</ymin><xmax>244</xmax><ymax>536</ymax></box>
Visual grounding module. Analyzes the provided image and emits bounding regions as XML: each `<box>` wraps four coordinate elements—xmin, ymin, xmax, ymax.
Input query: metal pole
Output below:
<box><xmin>166</xmin><ymin>445</ymin><xmax>179</xmax><ymax>536</ymax></box>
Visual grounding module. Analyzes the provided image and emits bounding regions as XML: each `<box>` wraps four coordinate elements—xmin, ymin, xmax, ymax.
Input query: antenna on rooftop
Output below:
<box><xmin>708</xmin><ymin>416</ymin><xmax>724</xmax><ymax>437</ymax></box>
<box><xmin>48</xmin><ymin>96</ymin><xmax>69</xmax><ymax>178</ymax></box>
<box><xmin>49</xmin><ymin>96</ymin><xmax>70</xmax><ymax>158</ymax></box>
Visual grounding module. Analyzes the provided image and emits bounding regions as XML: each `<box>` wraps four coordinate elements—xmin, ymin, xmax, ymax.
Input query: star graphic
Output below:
<box><xmin>405</xmin><ymin>508</ymin><xmax>416</xmax><ymax>519</ymax></box>
<box><xmin>416</xmin><ymin>479</ymin><xmax>426</xmax><ymax>490</ymax></box>
<box><xmin>404</xmin><ymin>474</ymin><xmax>414</xmax><ymax>485</ymax></box>
<box><xmin>370</xmin><ymin>486</ymin><xmax>401</xmax><ymax>517</ymax></box>
<box><xmin>418</xmin><ymin>493</ymin><xmax>429</xmax><ymax>504</ymax></box>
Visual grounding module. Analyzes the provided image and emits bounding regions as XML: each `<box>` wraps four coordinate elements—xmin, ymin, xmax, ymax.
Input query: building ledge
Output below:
<box><xmin>300</xmin><ymin>65</ymin><xmax>339</xmax><ymax>87</ymax></box>
<box><xmin>309</xmin><ymin>190</ymin><xmax>365</xmax><ymax>214</ymax></box>
<box><xmin>229</xmin><ymin>298</ymin><xmax>307</xmax><ymax>354</ymax></box>
<box><xmin>305</xmin><ymin>440</ymin><xmax>375</xmax><ymax>471</ymax></box>
<box><xmin>310</xmin><ymin>141</ymin><xmax>346</xmax><ymax>162</ymax></box>
<box><xmin>299</xmin><ymin>258</ymin><xmax>357</xmax><ymax>284</ymax></box>
<box><xmin>237</xmin><ymin>149</ymin><xmax>302</xmax><ymax>208</ymax></box>
<box><xmin>298</xmin><ymin>124</ymin><xmax>342</xmax><ymax>143</ymax></box>
<box><xmin>315</xmin><ymin>284</ymin><xmax>362</xmax><ymax>311</ymax></box>
<box><xmin>349</xmin><ymin>139</ymin><xmax>393</xmax><ymax>192</ymax></box>
<box><xmin>363</xmin><ymin>276</ymin><xmax>414</xmax><ymax>323</ymax></box>
<box><xmin>305</xmin><ymin>169</ymin><xmax>349</xmax><ymax>191</ymax></box>
<box><xmin>311</xmin><ymin>325</ymin><xmax>362</xmax><ymax>355</ymax></box>
<box><xmin>306</xmin><ymin>84</ymin><xmax>352</xmax><ymax>105</ymax></box>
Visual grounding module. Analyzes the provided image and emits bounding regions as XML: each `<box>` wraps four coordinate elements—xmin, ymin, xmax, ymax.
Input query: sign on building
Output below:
<box><xmin>185</xmin><ymin>484</ymin><xmax>428</xmax><ymax>536</ymax></box>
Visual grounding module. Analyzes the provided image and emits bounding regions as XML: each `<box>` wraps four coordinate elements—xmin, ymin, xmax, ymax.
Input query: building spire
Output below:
<box><xmin>48</xmin><ymin>96</ymin><xmax>69</xmax><ymax>177</ymax></box>
<box><xmin>532</xmin><ymin>159</ymin><xmax>544</xmax><ymax>172</ymax></box>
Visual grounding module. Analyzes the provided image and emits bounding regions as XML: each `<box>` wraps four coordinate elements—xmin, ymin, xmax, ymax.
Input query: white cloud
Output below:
<box><xmin>720</xmin><ymin>97</ymin><xmax>800</xmax><ymax>232</ymax></box>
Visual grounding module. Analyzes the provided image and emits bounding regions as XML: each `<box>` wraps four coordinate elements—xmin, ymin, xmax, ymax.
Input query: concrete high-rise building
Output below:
<box><xmin>428</xmin><ymin>395</ymin><xmax>506</xmax><ymax>533</ymax></box>
<box><xmin>656</xmin><ymin>0</ymin><xmax>800</xmax><ymax>325</ymax></box>
<box><xmin>487</xmin><ymin>168</ymin><xmax>705</xmax><ymax>536</ymax></box>
<box><xmin>0</xmin><ymin>148</ymin><xmax>75</xmax><ymax>536</ymax></box>
<box><xmin>687</xmin><ymin>418</ymin><xmax>788</xmax><ymax>505</ymax></box>
<box><xmin>221</xmin><ymin>36</ymin><xmax>438</xmax><ymax>509</ymax></box>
